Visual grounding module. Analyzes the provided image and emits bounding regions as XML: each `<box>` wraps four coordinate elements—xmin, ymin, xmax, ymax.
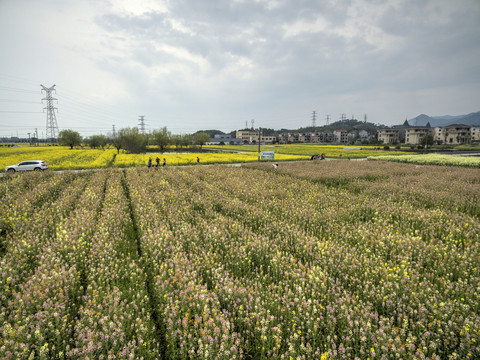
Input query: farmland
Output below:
<box><xmin>0</xmin><ymin>146</ymin><xmax>307</xmax><ymax>172</ymax></box>
<box><xmin>205</xmin><ymin>144</ymin><xmax>412</xmax><ymax>159</ymax></box>
<box><xmin>1</xmin><ymin>161</ymin><xmax>479</xmax><ymax>359</ymax></box>
<box><xmin>0</xmin><ymin>143</ymin><xmax>415</xmax><ymax>173</ymax></box>
<box><xmin>368</xmin><ymin>153</ymin><xmax>480</xmax><ymax>168</ymax></box>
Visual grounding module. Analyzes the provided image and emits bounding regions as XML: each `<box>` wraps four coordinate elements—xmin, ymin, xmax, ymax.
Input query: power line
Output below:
<box><xmin>0</xmin><ymin>98</ymin><xmax>40</xmax><ymax>104</ymax></box>
<box><xmin>0</xmin><ymin>111</ymin><xmax>43</xmax><ymax>113</ymax></box>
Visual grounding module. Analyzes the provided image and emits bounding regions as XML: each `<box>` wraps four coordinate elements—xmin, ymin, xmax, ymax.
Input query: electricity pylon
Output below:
<box><xmin>41</xmin><ymin>84</ymin><xmax>59</xmax><ymax>142</ymax></box>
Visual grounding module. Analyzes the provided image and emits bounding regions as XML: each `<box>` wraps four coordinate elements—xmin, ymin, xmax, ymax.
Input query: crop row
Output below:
<box><xmin>0</xmin><ymin>170</ymin><xmax>160</xmax><ymax>358</ymax></box>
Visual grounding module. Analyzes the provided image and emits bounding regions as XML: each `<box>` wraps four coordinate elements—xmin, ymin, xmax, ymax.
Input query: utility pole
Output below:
<box><xmin>41</xmin><ymin>84</ymin><xmax>59</xmax><ymax>143</ymax></box>
<box><xmin>245</xmin><ymin>120</ymin><xmax>248</xmax><ymax>129</ymax></box>
<box><xmin>138</xmin><ymin>115</ymin><xmax>146</xmax><ymax>134</ymax></box>
<box><xmin>28</xmin><ymin>132</ymin><xmax>31</xmax><ymax>146</ymax></box>
<box><xmin>112</xmin><ymin>125</ymin><xmax>116</xmax><ymax>139</ymax></box>
<box><xmin>258</xmin><ymin>127</ymin><xmax>261</xmax><ymax>161</ymax></box>
<box><xmin>312</xmin><ymin>111</ymin><xmax>317</xmax><ymax>128</ymax></box>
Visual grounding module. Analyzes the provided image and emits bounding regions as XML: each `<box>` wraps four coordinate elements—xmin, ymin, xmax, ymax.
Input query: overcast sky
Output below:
<box><xmin>1</xmin><ymin>0</ymin><xmax>479</xmax><ymax>138</ymax></box>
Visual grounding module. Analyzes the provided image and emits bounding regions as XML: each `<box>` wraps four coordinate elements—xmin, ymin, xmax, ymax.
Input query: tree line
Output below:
<box><xmin>58</xmin><ymin>127</ymin><xmax>211</xmax><ymax>153</ymax></box>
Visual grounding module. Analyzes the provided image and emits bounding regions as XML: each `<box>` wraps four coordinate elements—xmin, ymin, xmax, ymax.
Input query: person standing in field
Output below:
<box><xmin>163</xmin><ymin>158</ymin><xmax>166</xmax><ymax>167</ymax></box>
<box><xmin>156</xmin><ymin>157</ymin><xmax>160</xmax><ymax>167</ymax></box>
<box><xmin>148</xmin><ymin>157</ymin><xmax>152</xmax><ymax>168</ymax></box>
<box><xmin>197</xmin><ymin>156</ymin><xmax>200</xmax><ymax>164</ymax></box>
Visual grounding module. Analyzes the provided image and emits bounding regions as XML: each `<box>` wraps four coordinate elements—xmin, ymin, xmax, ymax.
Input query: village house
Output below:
<box><xmin>235</xmin><ymin>130</ymin><xmax>275</xmax><ymax>144</ymax></box>
<box><xmin>379</xmin><ymin>123</ymin><xmax>478</xmax><ymax>145</ymax></box>
<box><xmin>333</xmin><ymin>129</ymin><xmax>348</xmax><ymax>143</ymax></box>
<box><xmin>208</xmin><ymin>134</ymin><xmax>242</xmax><ymax>145</ymax></box>
<box><xmin>278</xmin><ymin>131</ymin><xmax>335</xmax><ymax>144</ymax></box>
<box><xmin>404</xmin><ymin>123</ymin><xmax>432</xmax><ymax>145</ymax></box>
<box><xmin>377</xmin><ymin>128</ymin><xmax>401</xmax><ymax>144</ymax></box>
<box><xmin>471</xmin><ymin>127</ymin><xmax>480</xmax><ymax>142</ymax></box>
<box><xmin>442</xmin><ymin>125</ymin><xmax>472</xmax><ymax>144</ymax></box>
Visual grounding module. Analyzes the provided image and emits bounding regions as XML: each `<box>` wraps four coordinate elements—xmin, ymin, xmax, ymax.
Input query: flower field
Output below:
<box><xmin>114</xmin><ymin>152</ymin><xmax>305</xmax><ymax>168</ymax></box>
<box><xmin>0</xmin><ymin>146</ymin><xmax>117</xmax><ymax>171</ymax></box>
<box><xmin>206</xmin><ymin>144</ymin><xmax>412</xmax><ymax>158</ymax></box>
<box><xmin>1</xmin><ymin>161</ymin><xmax>479</xmax><ymax>359</ymax></box>
<box><xmin>0</xmin><ymin>146</ymin><xmax>306</xmax><ymax>172</ymax></box>
<box><xmin>368</xmin><ymin>154</ymin><xmax>480</xmax><ymax>168</ymax></box>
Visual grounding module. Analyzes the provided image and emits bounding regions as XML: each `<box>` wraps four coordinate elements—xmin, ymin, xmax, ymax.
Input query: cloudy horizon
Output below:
<box><xmin>1</xmin><ymin>0</ymin><xmax>479</xmax><ymax>138</ymax></box>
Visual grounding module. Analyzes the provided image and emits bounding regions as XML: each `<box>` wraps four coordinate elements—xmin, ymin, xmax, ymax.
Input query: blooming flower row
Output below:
<box><xmin>0</xmin><ymin>170</ymin><xmax>106</xmax><ymax>358</ymax></box>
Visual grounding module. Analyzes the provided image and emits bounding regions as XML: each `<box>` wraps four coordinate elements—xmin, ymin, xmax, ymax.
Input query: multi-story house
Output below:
<box><xmin>236</xmin><ymin>130</ymin><xmax>275</xmax><ymax>144</ymax></box>
<box><xmin>404</xmin><ymin>124</ymin><xmax>432</xmax><ymax>145</ymax></box>
<box><xmin>471</xmin><ymin>127</ymin><xmax>480</xmax><ymax>142</ymax></box>
<box><xmin>333</xmin><ymin>129</ymin><xmax>348</xmax><ymax>143</ymax></box>
<box><xmin>377</xmin><ymin>128</ymin><xmax>400</xmax><ymax>144</ymax></box>
<box><xmin>443</xmin><ymin>125</ymin><xmax>471</xmax><ymax>144</ymax></box>
<box><xmin>380</xmin><ymin>123</ymin><xmax>478</xmax><ymax>145</ymax></box>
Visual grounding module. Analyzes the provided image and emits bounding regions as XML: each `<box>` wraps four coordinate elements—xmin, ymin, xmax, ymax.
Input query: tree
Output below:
<box><xmin>59</xmin><ymin>129</ymin><xmax>82</xmax><ymax>149</ymax></box>
<box><xmin>421</xmin><ymin>134</ymin><xmax>434</xmax><ymax>148</ymax></box>
<box><xmin>151</xmin><ymin>127</ymin><xmax>171</xmax><ymax>151</ymax></box>
<box><xmin>171</xmin><ymin>134</ymin><xmax>182</xmax><ymax>148</ymax></box>
<box><xmin>193</xmin><ymin>132</ymin><xmax>210</xmax><ymax>148</ymax></box>
<box><xmin>86</xmin><ymin>134</ymin><xmax>108</xmax><ymax>149</ymax></box>
<box><xmin>180</xmin><ymin>133</ymin><xmax>192</xmax><ymax>147</ymax></box>
<box><xmin>117</xmin><ymin>127</ymin><xmax>147</xmax><ymax>154</ymax></box>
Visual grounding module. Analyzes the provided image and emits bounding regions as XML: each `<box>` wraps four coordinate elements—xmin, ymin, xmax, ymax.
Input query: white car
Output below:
<box><xmin>5</xmin><ymin>160</ymin><xmax>49</xmax><ymax>172</ymax></box>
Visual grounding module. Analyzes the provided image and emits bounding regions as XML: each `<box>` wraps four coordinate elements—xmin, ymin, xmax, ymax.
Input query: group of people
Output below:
<box><xmin>147</xmin><ymin>157</ymin><xmax>166</xmax><ymax>169</ymax></box>
<box><xmin>147</xmin><ymin>156</ymin><xmax>201</xmax><ymax>168</ymax></box>
<box><xmin>310</xmin><ymin>153</ymin><xmax>326</xmax><ymax>160</ymax></box>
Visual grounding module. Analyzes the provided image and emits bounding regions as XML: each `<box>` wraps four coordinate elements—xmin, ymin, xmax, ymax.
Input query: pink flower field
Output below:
<box><xmin>0</xmin><ymin>161</ymin><xmax>479</xmax><ymax>359</ymax></box>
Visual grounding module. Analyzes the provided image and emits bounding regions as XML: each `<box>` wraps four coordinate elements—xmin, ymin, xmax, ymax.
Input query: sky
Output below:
<box><xmin>1</xmin><ymin>0</ymin><xmax>479</xmax><ymax>138</ymax></box>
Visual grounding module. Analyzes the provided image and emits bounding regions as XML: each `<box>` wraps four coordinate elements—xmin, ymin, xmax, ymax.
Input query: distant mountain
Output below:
<box><xmin>407</xmin><ymin>111</ymin><xmax>480</xmax><ymax>127</ymax></box>
<box><xmin>457</xmin><ymin>112</ymin><xmax>480</xmax><ymax>126</ymax></box>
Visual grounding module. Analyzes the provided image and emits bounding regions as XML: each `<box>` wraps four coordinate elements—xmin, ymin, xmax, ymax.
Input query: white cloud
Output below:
<box><xmin>109</xmin><ymin>0</ymin><xmax>169</xmax><ymax>16</ymax></box>
<box><xmin>282</xmin><ymin>15</ymin><xmax>329</xmax><ymax>38</ymax></box>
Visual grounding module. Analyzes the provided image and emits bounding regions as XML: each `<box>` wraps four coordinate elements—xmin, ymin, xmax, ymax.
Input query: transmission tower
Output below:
<box><xmin>41</xmin><ymin>84</ymin><xmax>59</xmax><ymax>142</ymax></box>
<box><xmin>251</xmin><ymin>119</ymin><xmax>254</xmax><ymax>130</ymax></box>
<box><xmin>364</xmin><ymin>114</ymin><xmax>367</xmax><ymax>123</ymax></box>
<box><xmin>138</xmin><ymin>115</ymin><xmax>146</xmax><ymax>134</ymax></box>
<box><xmin>311</xmin><ymin>111</ymin><xmax>317</xmax><ymax>128</ymax></box>
<box><xmin>326</xmin><ymin>115</ymin><xmax>330</xmax><ymax>125</ymax></box>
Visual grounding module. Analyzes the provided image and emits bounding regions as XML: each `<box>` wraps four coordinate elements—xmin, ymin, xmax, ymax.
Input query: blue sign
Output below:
<box><xmin>261</xmin><ymin>151</ymin><xmax>275</xmax><ymax>160</ymax></box>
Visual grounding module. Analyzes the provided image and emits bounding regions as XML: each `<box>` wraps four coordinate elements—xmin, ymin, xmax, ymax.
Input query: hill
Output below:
<box><xmin>407</xmin><ymin>111</ymin><xmax>480</xmax><ymax>127</ymax></box>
